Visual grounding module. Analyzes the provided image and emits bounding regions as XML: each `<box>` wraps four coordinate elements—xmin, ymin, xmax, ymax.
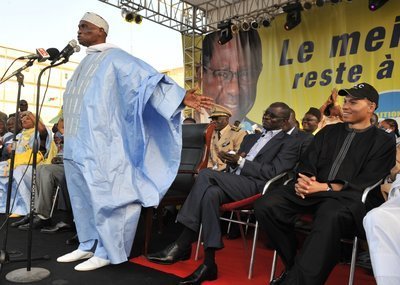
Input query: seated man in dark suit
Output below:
<box><xmin>254</xmin><ymin>83</ymin><xmax>396</xmax><ymax>285</ymax></box>
<box><xmin>147</xmin><ymin>102</ymin><xmax>299</xmax><ymax>284</ymax></box>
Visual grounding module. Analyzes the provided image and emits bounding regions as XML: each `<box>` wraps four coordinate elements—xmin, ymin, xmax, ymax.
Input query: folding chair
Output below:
<box><xmin>269</xmin><ymin>178</ymin><xmax>384</xmax><ymax>285</ymax></box>
<box><xmin>49</xmin><ymin>185</ymin><xmax>60</xmax><ymax>218</ymax></box>
<box><xmin>195</xmin><ymin>171</ymin><xmax>288</xmax><ymax>279</ymax></box>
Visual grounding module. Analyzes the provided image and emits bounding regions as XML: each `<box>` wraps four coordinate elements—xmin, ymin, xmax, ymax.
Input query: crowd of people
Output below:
<box><xmin>0</xmin><ymin>11</ymin><xmax>399</xmax><ymax>285</ymax></box>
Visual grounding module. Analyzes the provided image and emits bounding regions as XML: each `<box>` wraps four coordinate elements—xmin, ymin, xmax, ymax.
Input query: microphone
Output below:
<box><xmin>18</xmin><ymin>48</ymin><xmax>60</xmax><ymax>63</ymax></box>
<box><xmin>46</xmin><ymin>48</ymin><xmax>60</xmax><ymax>61</ymax></box>
<box><xmin>19</xmin><ymin>48</ymin><xmax>51</xmax><ymax>62</ymax></box>
<box><xmin>51</xmin><ymin>39</ymin><xmax>81</xmax><ymax>64</ymax></box>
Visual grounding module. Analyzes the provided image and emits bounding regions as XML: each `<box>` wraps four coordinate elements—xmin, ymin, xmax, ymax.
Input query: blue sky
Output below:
<box><xmin>0</xmin><ymin>0</ymin><xmax>183</xmax><ymax>70</ymax></box>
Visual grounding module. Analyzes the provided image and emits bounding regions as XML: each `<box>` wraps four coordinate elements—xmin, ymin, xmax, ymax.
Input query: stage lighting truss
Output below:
<box><xmin>314</xmin><ymin>0</ymin><xmax>349</xmax><ymax>6</ymax></box>
<box><xmin>229</xmin><ymin>14</ymin><xmax>273</xmax><ymax>33</ymax></box>
<box><xmin>214</xmin><ymin>0</ymin><xmax>350</xmax><ymax>35</ymax></box>
<box><xmin>369</xmin><ymin>0</ymin><xmax>389</xmax><ymax>11</ymax></box>
<box><xmin>121</xmin><ymin>8</ymin><xmax>143</xmax><ymax>24</ymax></box>
<box><xmin>216</xmin><ymin>0</ymin><xmax>346</xmax><ymax>36</ymax></box>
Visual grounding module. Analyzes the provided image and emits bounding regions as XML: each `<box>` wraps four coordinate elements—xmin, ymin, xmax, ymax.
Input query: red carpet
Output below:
<box><xmin>131</xmin><ymin>238</ymin><xmax>376</xmax><ymax>284</ymax></box>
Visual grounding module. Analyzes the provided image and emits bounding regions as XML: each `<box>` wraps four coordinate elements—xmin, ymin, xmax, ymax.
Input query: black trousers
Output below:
<box><xmin>176</xmin><ymin>168</ymin><xmax>260</xmax><ymax>249</ymax></box>
<box><xmin>254</xmin><ymin>185</ymin><xmax>356</xmax><ymax>285</ymax></box>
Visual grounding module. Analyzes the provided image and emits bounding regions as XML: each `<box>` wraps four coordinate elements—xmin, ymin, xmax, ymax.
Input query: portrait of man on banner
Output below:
<box><xmin>201</xmin><ymin>30</ymin><xmax>262</xmax><ymax>123</ymax></box>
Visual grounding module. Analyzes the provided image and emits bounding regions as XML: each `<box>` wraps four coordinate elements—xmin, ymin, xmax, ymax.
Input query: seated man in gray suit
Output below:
<box><xmin>147</xmin><ymin>102</ymin><xmax>299</xmax><ymax>285</ymax></box>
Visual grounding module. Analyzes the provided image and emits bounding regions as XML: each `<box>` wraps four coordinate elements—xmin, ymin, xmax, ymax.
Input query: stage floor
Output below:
<box><xmin>0</xmin><ymin>210</ymin><xmax>376</xmax><ymax>285</ymax></box>
<box><xmin>0</xmin><ymin>211</ymin><xmax>182</xmax><ymax>285</ymax></box>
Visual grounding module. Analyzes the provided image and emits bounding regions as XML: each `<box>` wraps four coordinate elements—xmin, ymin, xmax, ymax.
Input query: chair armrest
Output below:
<box><xmin>261</xmin><ymin>172</ymin><xmax>288</xmax><ymax>195</ymax></box>
<box><xmin>361</xmin><ymin>178</ymin><xmax>384</xmax><ymax>204</ymax></box>
<box><xmin>178</xmin><ymin>169</ymin><xmax>197</xmax><ymax>175</ymax></box>
<box><xmin>284</xmin><ymin>177</ymin><xmax>294</xmax><ymax>185</ymax></box>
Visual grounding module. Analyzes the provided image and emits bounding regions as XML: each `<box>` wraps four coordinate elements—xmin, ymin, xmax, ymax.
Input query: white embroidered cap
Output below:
<box><xmin>81</xmin><ymin>12</ymin><xmax>109</xmax><ymax>35</ymax></box>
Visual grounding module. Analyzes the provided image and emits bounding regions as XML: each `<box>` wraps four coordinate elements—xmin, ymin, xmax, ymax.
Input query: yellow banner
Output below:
<box><xmin>247</xmin><ymin>0</ymin><xmax>400</xmax><ymax>123</ymax></box>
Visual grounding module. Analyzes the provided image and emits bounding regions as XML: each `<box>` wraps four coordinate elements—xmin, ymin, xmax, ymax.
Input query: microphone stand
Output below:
<box><xmin>0</xmin><ymin>59</ymin><xmax>36</xmax><ymax>272</ymax></box>
<box><xmin>0</xmin><ymin>60</ymin><xmax>34</xmax><ymax>85</ymax></box>
<box><xmin>4</xmin><ymin>60</ymin><xmax>66</xmax><ymax>283</ymax></box>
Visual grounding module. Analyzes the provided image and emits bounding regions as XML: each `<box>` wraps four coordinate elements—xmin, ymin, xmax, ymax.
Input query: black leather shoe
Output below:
<box><xmin>65</xmin><ymin>233</ymin><xmax>79</xmax><ymax>245</ymax></box>
<box><xmin>270</xmin><ymin>270</ymin><xmax>287</xmax><ymax>285</ymax></box>
<box><xmin>10</xmin><ymin>215</ymin><xmax>30</xmax><ymax>228</ymax></box>
<box><xmin>179</xmin><ymin>263</ymin><xmax>218</xmax><ymax>285</ymax></box>
<box><xmin>18</xmin><ymin>216</ymin><xmax>51</xmax><ymax>231</ymax></box>
<box><xmin>146</xmin><ymin>243</ymin><xmax>191</xmax><ymax>265</ymax></box>
<box><xmin>40</xmin><ymin>221</ymin><xmax>73</xmax><ymax>234</ymax></box>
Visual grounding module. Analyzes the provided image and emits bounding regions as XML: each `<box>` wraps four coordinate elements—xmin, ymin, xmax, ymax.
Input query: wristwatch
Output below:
<box><xmin>326</xmin><ymin>182</ymin><xmax>333</xmax><ymax>192</ymax></box>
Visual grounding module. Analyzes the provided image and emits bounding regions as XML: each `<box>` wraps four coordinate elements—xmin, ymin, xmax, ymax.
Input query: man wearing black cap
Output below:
<box><xmin>255</xmin><ymin>83</ymin><xmax>396</xmax><ymax>285</ymax></box>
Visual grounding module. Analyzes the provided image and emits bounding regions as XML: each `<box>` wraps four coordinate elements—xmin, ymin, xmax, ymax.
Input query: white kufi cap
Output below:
<box><xmin>81</xmin><ymin>12</ymin><xmax>109</xmax><ymax>35</ymax></box>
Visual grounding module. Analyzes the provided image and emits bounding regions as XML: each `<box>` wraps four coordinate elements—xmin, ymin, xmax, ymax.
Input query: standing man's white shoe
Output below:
<box><xmin>74</xmin><ymin>256</ymin><xmax>111</xmax><ymax>271</ymax></box>
<box><xmin>57</xmin><ymin>249</ymin><xmax>94</xmax><ymax>263</ymax></box>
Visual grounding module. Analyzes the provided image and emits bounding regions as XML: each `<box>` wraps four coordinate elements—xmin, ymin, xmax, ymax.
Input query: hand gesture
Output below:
<box><xmin>6</xmin><ymin>143</ymin><xmax>12</xmax><ymax>154</ymax></box>
<box><xmin>183</xmin><ymin>89</ymin><xmax>213</xmax><ymax>112</ymax></box>
<box><xmin>330</xmin><ymin>88</ymin><xmax>338</xmax><ymax>102</ymax></box>
<box><xmin>218</xmin><ymin>151</ymin><xmax>242</xmax><ymax>166</ymax></box>
<box><xmin>294</xmin><ymin>173</ymin><xmax>326</xmax><ymax>199</ymax></box>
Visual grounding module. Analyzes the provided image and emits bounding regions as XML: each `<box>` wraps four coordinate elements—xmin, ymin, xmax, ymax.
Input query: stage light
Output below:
<box><xmin>121</xmin><ymin>8</ymin><xmax>134</xmax><ymax>22</ymax></box>
<box><xmin>250</xmin><ymin>18</ymin><xmax>260</xmax><ymax>29</ymax></box>
<box><xmin>217</xmin><ymin>20</ymin><xmax>233</xmax><ymax>45</ymax></box>
<box><xmin>282</xmin><ymin>2</ymin><xmax>303</xmax><ymax>31</ymax></box>
<box><xmin>369</xmin><ymin>0</ymin><xmax>389</xmax><ymax>11</ymax></box>
<box><xmin>303</xmin><ymin>1</ymin><xmax>312</xmax><ymax>10</ymax></box>
<box><xmin>261</xmin><ymin>16</ymin><xmax>272</xmax><ymax>27</ymax></box>
<box><xmin>284</xmin><ymin>10</ymin><xmax>301</xmax><ymax>30</ymax></box>
<box><xmin>231</xmin><ymin>23</ymin><xmax>240</xmax><ymax>34</ymax></box>
<box><xmin>133</xmin><ymin>14</ymin><xmax>143</xmax><ymax>24</ymax></box>
<box><xmin>121</xmin><ymin>8</ymin><xmax>143</xmax><ymax>24</ymax></box>
<box><xmin>316</xmin><ymin>0</ymin><xmax>325</xmax><ymax>7</ymax></box>
<box><xmin>241</xmin><ymin>20</ymin><xmax>251</xmax><ymax>31</ymax></box>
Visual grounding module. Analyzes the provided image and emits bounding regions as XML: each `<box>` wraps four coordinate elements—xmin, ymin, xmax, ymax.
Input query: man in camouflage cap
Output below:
<box><xmin>208</xmin><ymin>104</ymin><xmax>246</xmax><ymax>171</ymax></box>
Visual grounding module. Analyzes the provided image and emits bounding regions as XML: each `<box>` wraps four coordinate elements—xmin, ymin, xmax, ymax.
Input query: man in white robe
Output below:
<box><xmin>57</xmin><ymin>12</ymin><xmax>212</xmax><ymax>271</ymax></box>
<box><xmin>364</xmin><ymin>175</ymin><xmax>400</xmax><ymax>285</ymax></box>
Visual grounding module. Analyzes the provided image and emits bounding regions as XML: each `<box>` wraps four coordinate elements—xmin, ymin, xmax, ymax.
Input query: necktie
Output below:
<box><xmin>218</xmin><ymin>131</ymin><xmax>221</xmax><ymax>140</ymax></box>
